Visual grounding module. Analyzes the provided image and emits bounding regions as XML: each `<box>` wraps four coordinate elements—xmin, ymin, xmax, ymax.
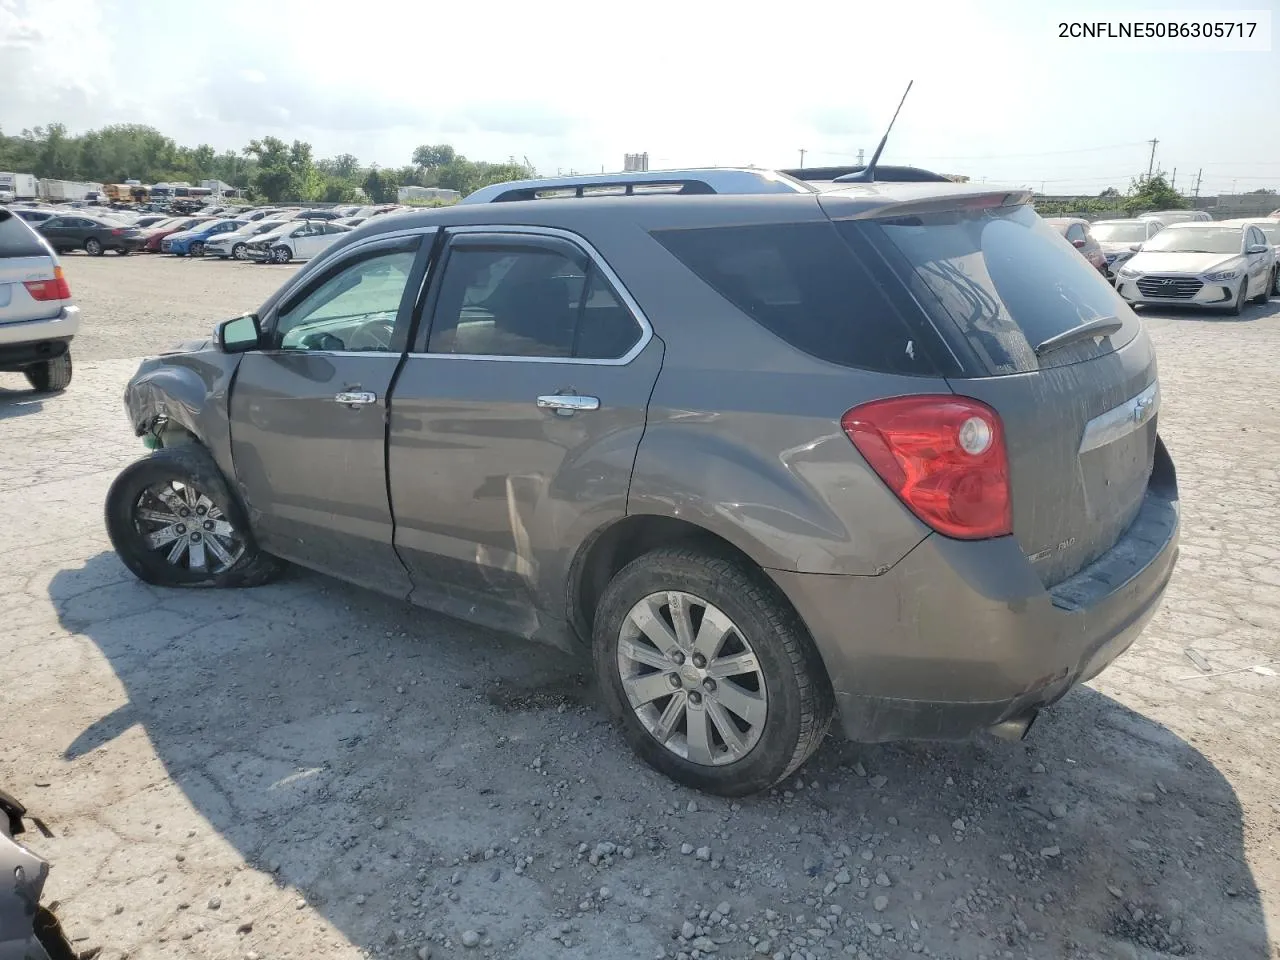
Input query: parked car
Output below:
<box><xmin>243</xmin><ymin>220</ymin><xmax>352</xmax><ymax>263</ymax></box>
<box><xmin>292</xmin><ymin>209</ymin><xmax>342</xmax><ymax>221</ymax></box>
<box><xmin>139</xmin><ymin>217</ymin><xmax>212</xmax><ymax>253</ymax></box>
<box><xmin>1116</xmin><ymin>221</ymin><xmax>1274</xmax><ymax>314</ymax></box>
<box><xmin>133</xmin><ymin>214</ymin><xmax>171</xmax><ymax>229</ymax></box>
<box><xmin>161</xmin><ymin>218</ymin><xmax>248</xmax><ymax>256</ymax></box>
<box><xmin>1089</xmin><ymin>218</ymin><xmax>1165</xmax><ymax>280</ymax></box>
<box><xmin>1137</xmin><ymin>209</ymin><xmax>1210</xmax><ymax>224</ymax></box>
<box><xmin>107</xmin><ymin>184</ymin><xmax>1180</xmax><ymax>795</ymax></box>
<box><xmin>1043</xmin><ymin>217</ymin><xmax>1107</xmax><ymax>273</ymax></box>
<box><xmin>37</xmin><ymin>214</ymin><xmax>143</xmax><ymax>255</ymax></box>
<box><xmin>335</xmin><ymin>216</ymin><xmax>368</xmax><ymax>228</ymax></box>
<box><xmin>0</xmin><ymin>208</ymin><xmax>78</xmax><ymax>391</ymax></box>
<box><xmin>10</xmin><ymin>208</ymin><xmax>60</xmax><ymax>226</ymax></box>
<box><xmin>1219</xmin><ymin>218</ymin><xmax>1280</xmax><ymax>295</ymax></box>
<box><xmin>204</xmin><ymin>220</ymin><xmax>290</xmax><ymax>260</ymax></box>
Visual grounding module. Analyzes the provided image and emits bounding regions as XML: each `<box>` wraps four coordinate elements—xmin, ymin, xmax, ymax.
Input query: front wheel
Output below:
<box><xmin>190</xmin><ymin>241</ymin><xmax>205</xmax><ymax>257</ymax></box>
<box><xmin>105</xmin><ymin>445</ymin><xmax>285</xmax><ymax>588</ymax></box>
<box><xmin>232</xmin><ymin>243</ymin><xmax>247</xmax><ymax>260</ymax></box>
<box><xmin>24</xmin><ymin>352</ymin><xmax>72</xmax><ymax>392</ymax></box>
<box><xmin>85</xmin><ymin>237</ymin><xmax>103</xmax><ymax>256</ymax></box>
<box><xmin>117</xmin><ymin>247</ymin><xmax>131</xmax><ymax>256</ymax></box>
<box><xmin>593</xmin><ymin>547</ymin><xmax>833</xmax><ymax>796</ymax></box>
<box><xmin>1229</xmin><ymin>279</ymin><xmax>1248</xmax><ymax>315</ymax></box>
<box><xmin>1254</xmin><ymin>269</ymin><xmax>1275</xmax><ymax>304</ymax></box>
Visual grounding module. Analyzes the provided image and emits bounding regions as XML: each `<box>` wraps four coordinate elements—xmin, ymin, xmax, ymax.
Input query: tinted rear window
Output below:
<box><xmin>0</xmin><ymin>211</ymin><xmax>50</xmax><ymax>258</ymax></box>
<box><xmin>650</xmin><ymin>221</ymin><xmax>950</xmax><ymax>375</ymax></box>
<box><xmin>845</xmin><ymin>204</ymin><xmax>1133</xmax><ymax>375</ymax></box>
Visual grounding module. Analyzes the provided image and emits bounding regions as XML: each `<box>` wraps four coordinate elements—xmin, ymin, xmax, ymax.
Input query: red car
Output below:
<box><xmin>139</xmin><ymin>216</ymin><xmax>213</xmax><ymax>252</ymax></box>
<box><xmin>1044</xmin><ymin>217</ymin><xmax>1108</xmax><ymax>275</ymax></box>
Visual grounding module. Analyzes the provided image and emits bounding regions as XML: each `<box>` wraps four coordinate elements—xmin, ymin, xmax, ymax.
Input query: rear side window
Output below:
<box><xmin>651</xmin><ymin>222</ymin><xmax>949</xmax><ymax>375</ymax></box>
<box><xmin>0</xmin><ymin>211</ymin><xmax>50</xmax><ymax>258</ymax></box>
<box><xmin>845</xmin><ymin>204</ymin><xmax>1132</xmax><ymax>376</ymax></box>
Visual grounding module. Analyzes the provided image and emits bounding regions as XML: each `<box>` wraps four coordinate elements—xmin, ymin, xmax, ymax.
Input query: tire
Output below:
<box><xmin>593</xmin><ymin>547</ymin><xmax>834</xmax><ymax>796</ymax></box>
<box><xmin>190</xmin><ymin>241</ymin><xmax>205</xmax><ymax>257</ymax></box>
<box><xmin>1254</xmin><ymin>269</ymin><xmax>1275</xmax><ymax>304</ymax></box>
<box><xmin>23</xmin><ymin>352</ymin><xmax>72</xmax><ymax>392</ymax></box>
<box><xmin>272</xmin><ymin>245</ymin><xmax>292</xmax><ymax>264</ymax></box>
<box><xmin>117</xmin><ymin>247</ymin><xmax>131</xmax><ymax>256</ymax></box>
<box><xmin>232</xmin><ymin>243</ymin><xmax>247</xmax><ymax>260</ymax></box>
<box><xmin>105</xmin><ymin>445</ymin><xmax>285</xmax><ymax>589</ymax></box>
<box><xmin>1228</xmin><ymin>279</ymin><xmax>1248</xmax><ymax>315</ymax></box>
<box><xmin>84</xmin><ymin>237</ymin><xmax>103</xmax><ymax>256</ymax></box>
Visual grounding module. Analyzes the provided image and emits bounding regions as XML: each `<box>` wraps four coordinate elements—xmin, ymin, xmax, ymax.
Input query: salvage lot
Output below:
<box><xmin>1</xmin><ymin>254</ymin><xmax>1278</xmax><ymax>960</ymax></box>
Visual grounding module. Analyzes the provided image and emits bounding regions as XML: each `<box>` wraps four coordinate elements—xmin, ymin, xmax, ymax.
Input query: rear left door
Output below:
<box><xmin>228</xmin><ymin>230</ymin><xmax>433</xmax><ymax>594</ymax></box>
<box><xmin>386</xmin><ymin>226</ymin><xmax>663</xmax><ymax>630</ymax></box>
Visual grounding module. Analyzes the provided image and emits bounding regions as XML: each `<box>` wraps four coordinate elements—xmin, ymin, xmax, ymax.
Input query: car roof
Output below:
<box><xmin>460</xmin><ymin>167</ymin><xmax>815</xmax><ymax>204</ymax></box>
<box><xmin>1042</xmin><ymin>217</ymin><xmax>1088</xmax><ymax>226</ymax></box>
<box><xmin>1092</xmin><ymin>218</ymin><xmax>1150</xmax><ymax>224</ymax></box>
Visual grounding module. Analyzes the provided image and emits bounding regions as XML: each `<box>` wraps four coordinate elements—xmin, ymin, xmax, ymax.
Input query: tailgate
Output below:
<box><xmin>0</xmin><ymin>254</ymin><xmax>61</xmax><ymax>325</ymax></box>
<box><xmin>840</xmin><ymin>200</ymin><xmax>1158</xmax><ymax>586</ymax></box>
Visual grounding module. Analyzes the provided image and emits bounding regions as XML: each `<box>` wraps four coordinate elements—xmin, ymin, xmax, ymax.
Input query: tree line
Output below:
<box><xmin>0</xmin><ymin>123</ymin><xmax>533</xmax><ymax>204</ymax></box>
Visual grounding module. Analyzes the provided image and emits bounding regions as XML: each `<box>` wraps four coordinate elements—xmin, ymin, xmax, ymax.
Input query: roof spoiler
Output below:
<box><xmin>781</xmin><ymin>164</ymin><xmax>951</xmax><ymax>183</ymax></box>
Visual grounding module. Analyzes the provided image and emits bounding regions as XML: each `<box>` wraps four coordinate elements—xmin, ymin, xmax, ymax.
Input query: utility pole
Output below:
<box><xmin>799</xmin><ymin>148</ymin><xmax>806</xmax><ymax>169</ymax></box>
<box><xmin>1171</xmin><ymin>168</ymin><xmax>1177</xmax><ymax>192</ymax></box>
<box><xmin>1193</xmin><ymin>169</ymin><xmax>1202</xmax><ymax>199</ymax></box>
<box><xmin>1146</xmin><ymin>138</ymin><xmax>1158</xmax><ymax>178</ymax></box>
<box><xmin>857</xmin><ymin>148</ymin><xmax>865</xmax><ymax>166</ymax></box>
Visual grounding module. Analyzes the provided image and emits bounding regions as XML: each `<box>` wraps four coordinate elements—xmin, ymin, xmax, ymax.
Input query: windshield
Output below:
<box><xmin>1091</xmin><ymin>222</ymin><xmax>1149</xmax><ymax>243</ymax></box>
<box><xmin>1142</xmin><ymin>227</ymin><xmax>1242</xmax><ymax>255</ymax></box>
<box><xmin>854</xmin><ymin>203</ymin><xmax>1133</xmax><ymax>375</ymax></box>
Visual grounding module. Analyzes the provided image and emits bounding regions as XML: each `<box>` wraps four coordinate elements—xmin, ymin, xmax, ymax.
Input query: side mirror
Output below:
<box><xmin>1072</xmin><ymin>239</ymin><xmax>1087</xmax><ymax>249</ymax></box>
<box><xmin>1247</xmin><ymin>243</ymin><xmax>1270</xmax><ymax>254</ymax></box>
<box><xmin>1130</xmin><ymin>244</ymin><xmax>1142</xmax><ymax>252</ymax></box>
<box><xmin>215</xmin><ymin>314</ymin><xmax>262</xmax><ymax>353</ymax></box>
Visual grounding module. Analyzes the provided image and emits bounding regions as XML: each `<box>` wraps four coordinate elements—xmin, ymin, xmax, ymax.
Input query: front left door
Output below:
<box><xmin>228</xmin><ymin>232</ymin><xmax>431</xmax><ymax>595</ymax></box>
<box><xmin>1247</xmin><ymin>227</ymin><xmax>1270</xmax><ymax>296</ymax></box>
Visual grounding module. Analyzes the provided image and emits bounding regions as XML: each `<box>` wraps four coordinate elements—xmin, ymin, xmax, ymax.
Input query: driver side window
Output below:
<box><xmin>273</xmin><ymin>247</ymin><xmax>418</xmax><ymax>352</ymax></box>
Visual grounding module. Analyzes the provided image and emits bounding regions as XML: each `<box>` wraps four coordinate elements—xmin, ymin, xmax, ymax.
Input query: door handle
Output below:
<box><xmin>334</xmin><ymin>390</ymin><xmax>377</xmax><ymax>406</ymax></box>
<box><xmin>537</xmin><ymin>394</ymin><xmax>600</xmax><ymax>413</ymax></box>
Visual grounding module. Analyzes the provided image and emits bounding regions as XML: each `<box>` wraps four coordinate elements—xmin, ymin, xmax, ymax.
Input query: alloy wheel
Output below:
<box><xmin>616</xmin><ymin>591</ymin><xmax>768</xmax><ymax>766</ymax></box>
<box><xmin>132</xmin><ymin>479</ymin><xmax>245</xmax><ymax>574</ymax></box>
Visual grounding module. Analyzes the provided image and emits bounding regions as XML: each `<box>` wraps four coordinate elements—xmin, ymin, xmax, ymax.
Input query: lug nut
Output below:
<box><xmin>668</xmin><ymin>673</ymin><xmax>682</xmax><ymax>689</ymax></box>
<box><xmin>702</xmin><ymin>678</ymin><xmax>717</xmax><ymax>693</ymax></box>
<box><xmin>176</xmin><ymin>524</ymin><xmax>186</xmax><ymax>534</ymax></box>
<box><xmin>670</xmin><ymin>651</ymin><xmax>686</xmax><ymax>666</ymax></box>
<box><xmin>691</xmin><ymin>653</ymin><xmax>707</xmax><ymax>669</ymax></box>
<box><xmin>204</xmin><ymin>520</ymin><xmax>215</xmax><ymax>530</ymax></box>
<box><xmin>190</xmin><ymin>533</ymin><xmax>202</xmax><ymax>542</ymax></box>
<box><xmin>688</xmin><ymin>691</ymin><xmax>703</xmax><ymax>706</ymax></box>
<box><xmin>179</xmin><ymin>508</ymin><xmax>190</xmax><ymax>517</ymax></box>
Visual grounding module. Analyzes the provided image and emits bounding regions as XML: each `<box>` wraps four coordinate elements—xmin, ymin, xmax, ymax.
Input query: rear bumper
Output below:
<box><xmin>771</xmin><ymin>440</ymin><xmax>1180</xmax><ymax>742</ymax></box>
<box><xmin>0</xmin><ymin>306</ymin><xmax>79</xmax><ymax>370</ymax></box>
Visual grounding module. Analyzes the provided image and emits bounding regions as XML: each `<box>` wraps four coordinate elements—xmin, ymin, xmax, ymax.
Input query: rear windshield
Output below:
<box><xmin>1091</xmin><ymin>222</ymin><xmax>1149</xmax><ymax>243</ymax></box>
<box><xmin>0</xmin><ymin>211</ymin><xmax>51</xmax><ymax>258</ymax></box>
<box><xmin>650</xmin><ymin>221</ymin><xmax>951</xmax><ymax>376</ymax></box>
<box><xmin>1142</xmin><ymin>226</ymin><xmax>1242</xmax><ymax>255</ymax></box>
<box><xmin>845</xmin><ymin>203</ymin><xmax>1133</xmax><ymax>375</ymax></box>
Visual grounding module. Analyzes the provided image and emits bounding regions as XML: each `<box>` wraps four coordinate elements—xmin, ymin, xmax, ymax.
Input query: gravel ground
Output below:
<box><xmin>1</xmin><ymin>254</ymin><xmax>1277</xmax><ymax>960</ymax></box>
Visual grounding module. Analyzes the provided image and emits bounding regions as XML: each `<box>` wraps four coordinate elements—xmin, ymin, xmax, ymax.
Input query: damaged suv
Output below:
<box><xmin>107</xmin><ymin>182</ymin><xmax>1179</xmax><ymax>795</ymax></box>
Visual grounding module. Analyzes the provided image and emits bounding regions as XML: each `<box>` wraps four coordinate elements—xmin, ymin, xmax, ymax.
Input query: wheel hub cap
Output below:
<box><xmin>133</xmin><ymin>479</ymin><xmax>245</xmax><ymax>575</ymax></box>
<box><xmin>616</xmin><ymin>590</ymin><xmax>768</xmax><ymax>767</ymax></box>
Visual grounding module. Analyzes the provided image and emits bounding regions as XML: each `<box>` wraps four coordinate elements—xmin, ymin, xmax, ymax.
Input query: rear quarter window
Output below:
<box><xmin>844</xmin><ymin>204</ymin><xmax>1134</xmax><ymax>376</ymax></box>
<box><xmin>650</xmin><ymin>221</ymin><xmax>951</xmax><ymax>376</ymax></box>
<box><xmin>0</xmin><ymin>211</ymin><xmax>51</xmax><ymax>258</ymax></box>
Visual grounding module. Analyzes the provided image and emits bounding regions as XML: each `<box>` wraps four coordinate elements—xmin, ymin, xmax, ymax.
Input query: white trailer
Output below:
<box><xmin>0</xmin><ymin>172</ymin><xmax>39</xmax><ymax>199</ymax></box>
<box><xmin>38</xmin><ymin>180</ymin><xmax>103</xmax><ymax>202</ymax></box>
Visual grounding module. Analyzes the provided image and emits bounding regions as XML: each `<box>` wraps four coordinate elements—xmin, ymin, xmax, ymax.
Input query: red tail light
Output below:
<box><xmin>841</xmin><ymin>395</ymin><xmax>1012</xmax><ymax>540</ymax></box>
<box><xmin>23</xmin><ymin>266</ymin><xmax>72</xmax><ymax>302</ymax></box>
<box><xmin>111</xmin><ymin>227</ymin><xmax>123</xmax><ymax>236</ymax></box>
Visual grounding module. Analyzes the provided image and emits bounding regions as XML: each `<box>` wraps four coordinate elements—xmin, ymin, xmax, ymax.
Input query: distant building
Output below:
<box><xmin>200</xmin><ymin>179</ymin><xmax>241</xmax><ymax>198</ymax></box>
<box><xmin>398</xmin><ymin>185</ymin><xmax>461</xmax><ymax>204</ymax></box>
<box><xmin>624</xmin><ymin>153</ymin><xmax>650</xmax><ymax>172</ymax></box>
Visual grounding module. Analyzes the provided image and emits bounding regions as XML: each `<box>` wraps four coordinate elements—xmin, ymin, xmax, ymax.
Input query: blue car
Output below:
<box><xmin>161</xmin><ymin>218</ymin><xmax>247</xmax><ymax>256</ymax></box>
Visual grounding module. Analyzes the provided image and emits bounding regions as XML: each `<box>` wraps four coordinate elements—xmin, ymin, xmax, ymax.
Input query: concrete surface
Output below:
<box><xmin>1</xmin><ymin>254</ymin><xmax>1277</xmax><ymax>960</ymax></box>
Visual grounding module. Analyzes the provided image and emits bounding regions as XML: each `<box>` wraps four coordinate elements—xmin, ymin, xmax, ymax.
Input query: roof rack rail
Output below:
<box><xmin>781</xmin><ymin>164</ymin><xmax>951</xmax><ymax>183</ymax></box>
<box><xmin>459</xmin><ymin>168</ymin><xmax>815</xmax><ymax>204</ymax></box>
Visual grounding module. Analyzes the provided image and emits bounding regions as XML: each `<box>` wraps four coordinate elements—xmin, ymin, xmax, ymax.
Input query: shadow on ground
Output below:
<box><xmin>0</xmin><ymin>384</ymin><xmax>45</xmax><ymax>419</ymax></box>
<box><xmin>49</xmin><ymin>551</ymin><xmax>1270</xmax><ymax>959</ymax></box>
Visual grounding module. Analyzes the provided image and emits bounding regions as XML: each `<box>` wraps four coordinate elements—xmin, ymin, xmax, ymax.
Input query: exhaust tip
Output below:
<box><xmin>990</xmin><ymin>710</ymin><xmax>1039</xmax><ymax>742</ymax></box>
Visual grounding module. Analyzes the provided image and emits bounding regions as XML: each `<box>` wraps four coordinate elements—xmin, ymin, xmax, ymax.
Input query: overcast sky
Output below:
<box><xmin>2</xmin><ymin>0</ymin><xmax>1277</xmax><ymax>194</ymax></box>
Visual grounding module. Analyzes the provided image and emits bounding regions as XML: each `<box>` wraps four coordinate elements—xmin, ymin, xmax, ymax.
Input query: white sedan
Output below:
<box><xmin>1116</xmin><ymin>222</ymin><xmax>1274</xmax><ymax>315</ymax></box>
<box><xmin>244</xmin><ymin>220</ymin><xmax>353</xmax><ymax>263</ymax></box>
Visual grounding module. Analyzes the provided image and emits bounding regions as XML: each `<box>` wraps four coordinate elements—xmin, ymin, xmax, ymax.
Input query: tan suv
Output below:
<box><xmin>0</xmin><ymin>208</ymin><xmax>79</xmax><ymax>391</ymax></box>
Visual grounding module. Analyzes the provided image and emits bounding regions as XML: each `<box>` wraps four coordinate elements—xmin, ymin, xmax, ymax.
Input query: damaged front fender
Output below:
<box><xmin>0</xmin><ymin>790</ymin><xmax>75</xmax><ymax>960</ymax></box>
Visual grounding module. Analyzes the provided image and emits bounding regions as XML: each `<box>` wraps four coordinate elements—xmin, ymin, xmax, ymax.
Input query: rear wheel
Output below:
<box><xmin>84</xmin><ymin>237</ymin><xmax>103</xmax><ymax>256</ymax></box>
<box><xmin>24</xmin><ymin>352</ymin><xmax>72</xmax><ymax>392</ymax></box>
<box><xmin>593</xmin><ymin>547</ymin><xmax>833</xmax><ymax>796</ymax></box>
<box><xmin>272</xmin><ymin>245</ymin><xmax>292</xmax><ymax>264</ymax></box>
<box><xmin>105</xmin><ymin>445</ymin><xmax>284</xmax><ymax>588</ymax></box>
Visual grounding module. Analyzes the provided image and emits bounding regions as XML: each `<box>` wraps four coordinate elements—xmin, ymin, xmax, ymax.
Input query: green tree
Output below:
<box><xmin>362</xmin><ymin>167</ymin><xmax>399</xmax><ymax>203</ymax></box>
<box><xmin>412</xmin><ymin>143</ymin><xmax>456</xmax><ymax>169</ymax></box>
<box><xmin>1123</xmin><ymin>174</ymin><xmax>1185</xmax><ymax>216</ymax></box>
<box><xmin>244</xmin><ymin>136</ymin><xmax>296</xmax><ymax>202</ymax></box>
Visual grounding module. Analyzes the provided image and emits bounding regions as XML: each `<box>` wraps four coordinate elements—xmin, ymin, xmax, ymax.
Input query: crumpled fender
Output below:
<box><xmin>0</xmin><ymin>791</ymin><xmax>74</xmax><ymax>960</ymax></box>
